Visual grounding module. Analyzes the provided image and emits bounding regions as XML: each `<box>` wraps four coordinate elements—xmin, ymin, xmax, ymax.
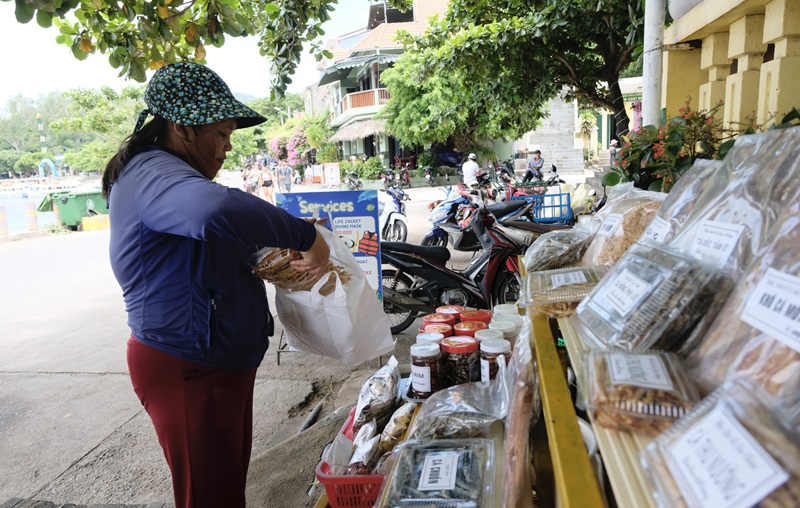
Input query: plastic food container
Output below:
<box><xmin>491</xmin><ymin>313</ymin><xmax>523</xmax><ymax>334</ymax></box>
<box><xmin>474</xmin><ymin>329</ymin><xmax>505</xmax><ymax>342</ymax></box>
<box><xmin>441</xmin><ymin>336</ymin><xmax>480</xmax><ymax>385</ymax></box>
<box><xmin>488</xmin><ymin>319</ymin><xmax>516</xmax><ymax>340</ymax></box>
<box><xmin>436</xmin><ymin>305</ymin><xmax>466</xmax><ymax>320</ymax></box>
<box><xmin>493</xmin><ymin>303</ymin><xmax>519</xmax><ymax>315</ymax></box>
<box><xmin>454</xmin><ymin>320</ymin><xmax>489</xmax><ymax>337</ymax></box>
<box><xmin>520</xmin><ymin>266</ymin><xmax>609</xmax><ymax>318</ymax></box>
<box><xmin>422</xmin><ymin>313</ymin><xmax>457</xmax><ymax>327</ymax></box>
<box><xmin>583</xmin><ymin>350</ymin><xmax>700</xmax><ymax>436</ymax></box>
<box><xmin>410</xmin><ymin>343</ymin><xmax>443</xmax><ymax>399</ymax></box>
<box><xmin>460</xmin><ymin>309</ymin><xmax>493</xmax><ymax>323</ymax></box>
<box><xmin>374</xmin><ymin>438</ymin><xmax>498</xmax><ymax>508</ymax></box>
<box><xmin>416</xmin><ymin>332</ymin><xmax>445</xmax><ymax>345</ymax></box>
<box><xmin>422</xmin><ymin>323</ymin><xmax>453</xmax><ymax>337</ymax></box>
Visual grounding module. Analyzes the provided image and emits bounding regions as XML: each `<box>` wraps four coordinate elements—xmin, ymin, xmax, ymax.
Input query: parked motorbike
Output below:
<box><xmin>344</xmin><ymin>171</ymin><xmax>363</xmax><ymax>191</ymax></box>
<box><xmin>544</xmin><ymin>164</ymin><xmax>566</xmax><ymax>186</ymax></box>
<box><xmin>381</xmin><ymin>202</ymin><xmax>528</xmax><ymax>333</ymax></box>
<box><xmin>393</xmin><ymin>164</ymin><xmax>412</xmax><ymax>188</ymax></box>
<box><xmin>423</xmin><ymin>166</ymin><xmax>436</xmax><ymax>187</ymax></box>
<box><xmin>378</xmin><ymin>186</ymin><xmax>410</xmax><ymax>242</ymax></box>
<box><xmin>380</xmin><ymin>167</ymin><xmax>394</xmax><ymax>190</ymax></box>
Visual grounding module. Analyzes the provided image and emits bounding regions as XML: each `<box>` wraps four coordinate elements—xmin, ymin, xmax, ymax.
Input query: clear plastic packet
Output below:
<box><xmin>406</xmin><ymin>357</ymin><xmax>509</xmax><ymax>441</ymax></box>
<box><xmin>521</xmin><ymin>214</ymin><xmax>600</xmax><ymax>272</ymax></box>
<box><xmin>639</xmin><ymin>159</ymin><xmax>724</xmax><ymax>245</ymax></box>
<box><xmin>668</xmin><ymin>128</ymin><xmax>800</xmax><ymax>279</ymax></box>
<box><xmin>580</xmin><ymin>185</ymin><xmax>666</xmax><ymax>267</ymax></box>
<box><xmin>320</xmin><ymin>431</ymin><xmax>355</xmax><ymax>476</ymax></box>
<box><xmin>250</xmin><ymin>244</ymin><xmax>351</xmax><ymax>297</ymax></box>
<box><xmin>379</xmin><ymin>402</ymin><xmax>418</xmax><ymax>453</ymax></box>
<box><xmin>354</xmin><ymin>356</ymin><xmax>401</xmax><ymax>435</ymax></box>
<box><xmin>573</xmin><ymin>240</ymin><xmax>731</xmax><ymax>352</ymax></box>
<box><xmin>375</xmin><ymin>438</ymin><xmax>497</xmax><ymax>508</ymax></box>
<box><xmin>583</xmin><ymin>350</ymin><xmax>700</xmax><ymax>436</ymax></box>
<box><xmin>502</xmin><ymin>314</ymin><xmax>540</xmax><ymax>505</ymax></box>
<box><xmin>519</xmin><ymin>265</ymin><xmax>609</xmax><ymax>318</ymax></box>
<box><xmin>348</xmin><ymin>434</ymin><xmax>382</xmax><ymax>475</ymax></box>
<box><xmin>373</xmin><ymin>451</ymin><xmax>396</xmax><ymax>476</ymax></box>
<box><xmin>685</xmin><ymin>207</ymin><xmax>800</xmax><ymax>427</ymax></box>
<box><xmin>354</xmin><ymin>419</ymin><xmax>377</xmax><ymax>449</ymax></box>
<box><xmin>641</xmin><ymin>378</ymin><xmax>800</xmax><ymax>508</ymax></box>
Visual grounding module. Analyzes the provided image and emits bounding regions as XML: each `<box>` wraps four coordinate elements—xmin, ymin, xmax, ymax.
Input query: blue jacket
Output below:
<box><xmin>109</xmin><ymin>147</ymin><xmax>316</xmax><ymax>371</ymax></box>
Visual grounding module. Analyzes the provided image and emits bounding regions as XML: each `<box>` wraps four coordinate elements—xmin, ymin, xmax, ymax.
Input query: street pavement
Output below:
<box><xmin>0</xmin><ymin>182</ymin><xmax>452</xmax><ymax>507</ymax></box>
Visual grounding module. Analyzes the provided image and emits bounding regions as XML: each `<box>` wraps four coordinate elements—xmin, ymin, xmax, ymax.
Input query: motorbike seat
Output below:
<box><xmin>382</xmin><ymin>242</ymin><xmax>451</xmax><ymax>262</ymax></box>
<box><xmin>486</xmin><ymin>200</ymin><xmax>527</xmax><ymax>217</ymax></box>
<box><xmin>501</xmin><ymin>220</ymin><xmax>572</xmax><ymax>233</ymax></box>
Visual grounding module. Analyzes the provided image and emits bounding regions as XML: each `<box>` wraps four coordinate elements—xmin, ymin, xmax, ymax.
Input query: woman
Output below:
<box><xmin>260</xmin><ymin>161</ymin><xmax>275</xmax><ymax>203</ymax></box>
<box><xmin>101</xmin><ymin>62</ymin><xmax>329</xmax><ymax>508</ymax></box>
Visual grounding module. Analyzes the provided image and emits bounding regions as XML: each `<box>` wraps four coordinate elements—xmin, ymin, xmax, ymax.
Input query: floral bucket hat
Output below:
<box><xmin>134</xmin><ymin>62</ymin><xmax>266</xmax><ymax>132</ymax></box>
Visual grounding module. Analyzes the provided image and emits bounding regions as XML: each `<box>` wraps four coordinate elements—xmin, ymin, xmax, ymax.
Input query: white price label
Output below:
<box><xmin>607</xmin><ymin>352</ymin><xmax>674</xmax><ymax>391</ymax></box>
<box><xmin>664</xmin><ymin>406</ymin><xmax>788</xmax><ymax>508</ymax></box>
<box><xmin>410</xmin><ymin>364</ymin><xmax>432</xmax><ymax>393</ymax></box>
<box><xmin>418</xmin><ymin>451</ymin><xmax>459</xmax><ymax>491</ymax></box>
<box><xmin>741</xmin><ymin>268</ymin><xmax>800</xmax><ymax>352</ymax></box>
<box><xmin>597</xmin><ymin>213</ymin><xmax>623</xmax><ymax>237</ymax></box>
<box><xmin>604</xmin><ymin>269</ymin><xmax>654</xmax><ymax>317</ymax></box>
<box><xmin>480</xmin><ymin>358</ymin><xmax>490</xmax><ymax>383</ymax></box>
<box><xmin>551</xmin><ymin>270</ymin><xmax>588</xmax><ymax>289</ymax></box>
<box><xmin>643</xmin><ymin>216</ymin><xmax>670</xmax><ymax>243</ymax></box>
<box><xmin>689</xmin><ymin>220</ymin><xmax>745</xmax><ymax>267</ymax></box>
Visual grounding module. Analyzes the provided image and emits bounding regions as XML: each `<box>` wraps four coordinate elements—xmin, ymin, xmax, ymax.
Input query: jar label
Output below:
<box><xmin>411</xmin><ymin>364</ymin><xmax>432</xmax><ymax>393</ymax></box>
<box><xmin>480</xmin><ymin>358</ymin><xmax>491</xmax><ymax>383</ymax></box>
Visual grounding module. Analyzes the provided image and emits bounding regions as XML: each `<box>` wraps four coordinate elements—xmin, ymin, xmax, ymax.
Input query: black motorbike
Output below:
<box><xmin>344</xmin><ymin>171</ymin><xmax>363</xmax><ymax>191</ymax></box>
<box><xmin>423</xmin><ymin>166</ymin><xmax>436</xmax><ymax>187</ymax></box>
<box><xmin>382</xmin><ymin>198</ymin><xmax>531</xmax><ymax>333</ymax></box>
<box><xmin>544</xmin><ymin>164</ymin><xmax>566</xmax><ymax>186</ymax></box>
<box><xmin>379</xmin><ymin>167</ymin><xmax>394</xmax><ymax>189</ymax></box>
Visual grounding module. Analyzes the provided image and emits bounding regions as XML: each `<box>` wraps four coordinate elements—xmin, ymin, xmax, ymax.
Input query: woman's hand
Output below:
<box><xmin>290</xmin><ymin>219</ymin><xmax>330</xmax><ymax>276</ymax></box>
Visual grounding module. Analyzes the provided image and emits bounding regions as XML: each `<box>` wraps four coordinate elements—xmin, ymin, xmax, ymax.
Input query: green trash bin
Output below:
<box><xmin>38</xmin><ymin>189</ymin><xmax>108</xmax><ymax>230</ymax></box>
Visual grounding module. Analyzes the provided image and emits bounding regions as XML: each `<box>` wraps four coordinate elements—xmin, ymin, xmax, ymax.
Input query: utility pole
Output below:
<box><xmin>642</xmin><ymin>0</ymin><xmax>666</xmax><ymax>127</ymax></box>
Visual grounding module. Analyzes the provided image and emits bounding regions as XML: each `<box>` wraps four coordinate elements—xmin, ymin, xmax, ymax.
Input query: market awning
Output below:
<box><xmin>318</xmin><ymin>53</ymin><xmax>401</xmax><ymax>86</ymax></box>
<box><xmin>329</xmin><ymin>119</ymin><xmax>387</xmax><ymax>142</ymax></box>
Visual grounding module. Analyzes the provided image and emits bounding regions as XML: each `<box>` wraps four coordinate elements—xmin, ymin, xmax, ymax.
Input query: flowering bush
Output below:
<box><xmin>285</xmin><ymin>128</ymin><xmax>309</xmax><ymax>167</ymax></box>
<box><xmin>268</xmin><ymin>136</ymin><xmax>287</xmax><ymax>160</ymax></box>
<box><xmin>605</xmin><ymin>100</ymin><xmax>729</xmax><ymax>192</ymax></box>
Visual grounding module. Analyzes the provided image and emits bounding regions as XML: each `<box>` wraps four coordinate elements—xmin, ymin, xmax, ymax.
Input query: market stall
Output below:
<box><xmin>310</xmin><ymin>127</ymin><xmax>800</xmax><ymax>508</ymax></box>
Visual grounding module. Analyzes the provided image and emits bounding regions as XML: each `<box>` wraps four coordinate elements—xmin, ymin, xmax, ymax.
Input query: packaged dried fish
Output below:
<box><xmin>353</xmin><ymin>419</ymin><xmax>377</xmax><ymax>449</ymax></box>
<box><xmin>250</xmin><ymin>246</ymin><xmax>351</xmax><ymax>296</ymax></box>
<box><xmin>375</xmin><ymin>438</ymin><xmax>497</xmax><ymax>508</ymax></box>
<box><xmin>583</xmin><ymin>350</ymin><xmax>700</xmax><ymax>436</ymax></box>
<box><xmin>379</xmin><ymin>403</ymin><xmax>418</xmax><ymax>453</ymax></box>
<box><xmin>521</xmin><ymin>215</ymin><xmax>600</xmax><ymax>272</ymax></box>
<box><xmin>572</xmin><ymin>241</ymin><xmax>731</xmax><ymax>352</ymax></box>
<box><xmin>348</xmin><ymin>434</ymin><xmax>381</xmax><ymax>475</ymax></box>
<box><xmin>641</xmin><ymin>378</ymin><xmax>800</xmax><ymax>508</ymax></box>
<box><xmin>354</xmin><ymin>356</ymin><xmax>401</xmax><ymax>435</ymax></box>
<box><xmin>519</xmin><ymin>265</ymin><xmax>609</xmax><ymax>317</ymax></box>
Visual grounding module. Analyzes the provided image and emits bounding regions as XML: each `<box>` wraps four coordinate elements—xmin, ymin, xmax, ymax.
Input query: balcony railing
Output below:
<box><xmin>334</xmin><ymin>88</ymin><xmax>391</xmax><ymax>119</ymax></box>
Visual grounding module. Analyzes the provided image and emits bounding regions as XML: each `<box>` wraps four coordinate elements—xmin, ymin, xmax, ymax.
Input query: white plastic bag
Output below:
<box><xmin>275</xmin><ymin>225</ymin><xmax>395</xmax><ymax>366</ymax></box>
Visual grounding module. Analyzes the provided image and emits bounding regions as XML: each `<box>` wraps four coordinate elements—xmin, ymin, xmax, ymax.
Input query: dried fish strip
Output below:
<box><xmin>252</xmin><ymin>247</ymin><xmax>351</xmax><ymax>296</ymax></box>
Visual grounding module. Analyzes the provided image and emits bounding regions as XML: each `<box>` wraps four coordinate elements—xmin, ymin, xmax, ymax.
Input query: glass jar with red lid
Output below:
<box><xmin>436</xmin><ymin>305</ymin><xmax>466</xmax><ymax>320</ymax></box>
<box><xmin>453</xmin><ymin>321</ymin><xmax>489</xmax><ymax>337</ymax></box>
<box><xmin>440</xmin><ymin>336</ymin><xmax>480</xmax><ymax>386</ymax></box>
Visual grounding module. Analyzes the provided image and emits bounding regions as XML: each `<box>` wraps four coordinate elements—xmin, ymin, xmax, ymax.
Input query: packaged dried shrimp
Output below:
<box><xmin>520</xmin><ymin>265</ymin><xmax>609</xmax><ymax>318</ymax></box>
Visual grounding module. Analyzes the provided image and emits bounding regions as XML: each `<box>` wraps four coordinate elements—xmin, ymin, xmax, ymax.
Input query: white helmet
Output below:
<box><xmin>468</xmin><ymin>153</ymin><xmax>476</xmax><ymax>160</ymax></box>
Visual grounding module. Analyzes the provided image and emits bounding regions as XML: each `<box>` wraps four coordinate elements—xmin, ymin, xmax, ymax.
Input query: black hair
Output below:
<box><xmin>102</xmin><ymin>115</ymin><xmax>168</xmax><ymax>199</ymax></box>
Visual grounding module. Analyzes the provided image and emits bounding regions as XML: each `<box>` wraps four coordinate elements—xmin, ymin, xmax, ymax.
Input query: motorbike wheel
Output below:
<box><xmin>428</xmin><ymin>178</ymin><xmax>435</xmax><ymax>187</ymax></box>
<box><xmin>493</xmin><ymin>269</ymin><xmax>521</xmax><ymax>305</ymax></box>
<box><xmin>382</xmin><ymin>269</ymin><xmax>417</xmax><ymax>334</ymax></box>
<box><xmin>384</xmin><ymin>179</ymin><xmax>392</xmax><ymax>190</ymax></box>
<box><xmin>356</xmin><ymin>182</ymin><xmax>364</xmax><ymax>190</ymax></box>
<box><xmin>392</xmin><ymin>221</ymin><xmax>408</xmax><ymax>242</ymax></box>
<box><xmin>421</xmin><ymin>234</ymin><xmax>448</xmax><ymax>247</ymax></box>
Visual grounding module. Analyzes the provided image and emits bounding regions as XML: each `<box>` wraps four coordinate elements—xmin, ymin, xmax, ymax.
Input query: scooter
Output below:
<box><xmin>344</xmin><ymin>171</ymin><xmax>363</xmax><ymax>191</ymax></box>
<box><xmin>545</xmin><ymin>164</ymin><xmax>566</xmax><ymax>186</ymax></box>
<box><xmin>379</xmin><ymin>167</ymin><xmax>393</xmax><ymax>190</ymax></box>
<box><xmin>381</xmin><ymin>201</ymin><xmax>527</xmax><ymax>333</ymax></box>
<box><xmin>393</xmin><ymin>164</ymin><xmax>412</xmax><ymax>188</ymax></box>
<box><xmin>378</xmin><ymin>186</ymin><xmax>410</xmax><ymax>242</ymax></box>
<box><xmin>423</xmin><ymin>166</ymin><xmax>436</xmax><ymax>187</ymax></box>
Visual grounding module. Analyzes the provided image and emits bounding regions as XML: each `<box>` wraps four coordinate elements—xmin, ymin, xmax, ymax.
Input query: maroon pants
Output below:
<box><xmin>127</xmin><ymin>336</ymin><xmax>257</xmax><ymax>508</ymax></box>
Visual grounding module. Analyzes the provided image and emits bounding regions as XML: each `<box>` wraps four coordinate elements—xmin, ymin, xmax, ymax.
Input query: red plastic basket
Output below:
<box><xmin>316</xmin><ymin>407</ymin><xmax>385</xmax><ymax>508</ymax></box>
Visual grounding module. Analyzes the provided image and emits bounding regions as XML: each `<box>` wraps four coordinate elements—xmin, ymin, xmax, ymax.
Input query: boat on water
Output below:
<box><xmin>0</xmin><ymin>177</ymin><xmax>93</xmax><ymax>198</ymax></box>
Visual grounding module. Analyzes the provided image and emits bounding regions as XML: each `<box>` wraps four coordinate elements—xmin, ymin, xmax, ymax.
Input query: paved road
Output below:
<box><xmin>0</xmin><ymin>182</ymin><xmax>456</xmax><ymax>507</ymax></box>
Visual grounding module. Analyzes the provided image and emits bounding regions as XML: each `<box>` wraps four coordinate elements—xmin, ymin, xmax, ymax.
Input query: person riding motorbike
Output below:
<box><xmin>523</xmin><ymin>150</ymin><xmax>544</xmax><ymax>182</ymax></box>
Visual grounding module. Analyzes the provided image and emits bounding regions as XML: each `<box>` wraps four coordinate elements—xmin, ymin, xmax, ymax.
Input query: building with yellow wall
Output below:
<box><xmin>663</xmin><ymin>0</ymin><xmax>799</xmax><ymax>130</ymax></box>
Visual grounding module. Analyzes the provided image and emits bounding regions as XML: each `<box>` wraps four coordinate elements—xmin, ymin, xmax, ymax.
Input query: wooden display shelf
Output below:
<box><xmin>528</xmin><ymin>311</ymin><xmax>605</xmax><ymax>507</ymax></box>
<box><xmin>558</xmin><ymin>317</ymin><xmax>656</xmax><ymax>508</ymax></box>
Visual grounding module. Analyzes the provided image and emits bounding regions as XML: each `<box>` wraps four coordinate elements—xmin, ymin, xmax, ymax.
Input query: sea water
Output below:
<box><xmin>0</xmin><ymin>193</ymin><xmax>58</xmax><ymax>235</ymax></box>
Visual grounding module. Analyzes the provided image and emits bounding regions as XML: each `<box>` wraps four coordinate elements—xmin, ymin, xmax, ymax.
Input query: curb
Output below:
<box><xmin>0</xmin><ymin>230</ymin><xmax>54</xmax><ymax>244</ymax></box>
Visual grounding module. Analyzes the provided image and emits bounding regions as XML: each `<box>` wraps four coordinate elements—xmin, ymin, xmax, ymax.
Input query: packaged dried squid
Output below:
<box><xmin>375</xmin><ymin>438</ymin><xmax>498</xmax><ymax>508</ymax></box>
<box><xmin>519</xmin><ymin>265</ymin><xmax>609</xmax><ymax>318</ymax></box>
<box><xmin>583</xmin><ymin>350</ymin><xmax>699</xmax><ymax>436</ymax></box>
<box><xmin>353</xmin><ymin>356</ymin><xmax>401</xmax><ymax>435</ymax></box>
<box><xmin>641</xmin><ymin>378</ymin><xmax>800</xmax><ymax>508</ymax></box>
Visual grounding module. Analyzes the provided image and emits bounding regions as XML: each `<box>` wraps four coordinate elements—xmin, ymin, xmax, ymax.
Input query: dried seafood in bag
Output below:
<box><xmin>353</xmin><ymin>356</ymin><xmax>401</xmax><ymax>435</ymax></box>
<box><xmin>348</xmin><ymin>434</ymin><xmax>381</xmax><ymax>475</ymax></box>
<box><xmin>379</xmin><ymin>402</ymin><xmax>418</xmax><ymax>453</ymax></box>
<box><xmin>520</xmin><ymin>265</ymin><xmax>609</xmax><ymax>318</ymax></box>
<box><xmin>641</xmin><ymin>378</ymin><xmax>800</xmax><ymax>508</ymax></box>
<box><xmin>251</xmin><ymin>246</ymin><xmax>351</xmax><ymax>296</ymax></box>
<box><xmin>584</xmin><ymin>350</ymin><xmax>700</xmax><ymax>436</ymax></box>
<box><xmin>521</xmin><ymin>215</ymin><xmax>600</xmax><ymax>272</ymax></box>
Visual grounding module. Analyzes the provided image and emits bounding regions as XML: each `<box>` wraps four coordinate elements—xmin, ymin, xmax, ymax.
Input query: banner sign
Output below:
<box><xmin>276</xmin><ymin>189</ymin><xmax>382</xmax><ymax>299</ymax></box>
<box><xmin>323</xmin><ymin>162</ymin><xmax>341</xmax><ymax>187</ymax></box>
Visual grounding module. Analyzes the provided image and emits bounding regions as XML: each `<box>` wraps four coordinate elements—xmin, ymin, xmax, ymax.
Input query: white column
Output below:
<box><xmin>643</xmin><ymin>0</ymin><xmax>666</xmax><ymax>126</ymax></box>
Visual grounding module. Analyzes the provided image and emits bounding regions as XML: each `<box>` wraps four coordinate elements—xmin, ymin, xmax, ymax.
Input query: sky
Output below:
<box><xmin>0</xmin><ymin>0</ymin><xmax>370</xmax><ymax>106</ymax></box>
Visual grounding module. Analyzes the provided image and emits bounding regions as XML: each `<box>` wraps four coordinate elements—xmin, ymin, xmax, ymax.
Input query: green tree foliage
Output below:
<box><xmin>0</xmin><ymin>150</ymin><xmax>24</xmax><ymax>176</ymax></box>
<box><xmin>395</xmin><ymin>0</ymin><xmax>644</xmax><ymax>136</ymax></box>
<box><xmin>249</xmin><ymin>93</ymin><xmax>305</xmax><ymax>125</ymax></box>
<box><xmin>14</xmin><ymin>151</ymin><xmax>54</xmax><ymax>174</ymax></box>
<box><xmin>0</xmin><ymin>95</ymin><xmax>40</xmax><ymax>151</ymax></box>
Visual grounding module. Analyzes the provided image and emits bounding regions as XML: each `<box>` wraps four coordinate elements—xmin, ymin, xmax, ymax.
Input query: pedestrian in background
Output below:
<box><xmin>260</xmin><ymin>161</ymin><xmax>275</xmax><ymax>204</ymax></box>
<box><xmin>524</xmin><ymin>149</ymin><xmax>544</xmax><ymax>182</ymax></box>
<box><xmin>101</xmin><ymin>62</ymin><xmax>330</xmax><ymax>508</ymax></box>
<box><xmin>277</xmin><ymin>160</ymin><xmax>293</xmax><ymax>193</ymax></box>
<box><xmin>461</xmin><ymin>152</ymin><xmax>481</xmax><ymax>187</ymax></box>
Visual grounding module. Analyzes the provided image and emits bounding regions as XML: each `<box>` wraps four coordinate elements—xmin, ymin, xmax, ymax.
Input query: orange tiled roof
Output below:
<box><xmin>414</xmin><ymin>0</ymin><xmax>449</xmax><ymax>21</ymax></box>
<box><xmin>350</xmin><ymin>21</ymin><xmax>425</xmax><ymax>51</ymax></box>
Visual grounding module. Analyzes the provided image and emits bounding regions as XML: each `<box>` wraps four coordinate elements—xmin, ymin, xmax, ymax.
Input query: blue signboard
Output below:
<box><xmin>276</xmin><ymin>190</ymin><xmax>382</xmax><ymax>299</ymax></box>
